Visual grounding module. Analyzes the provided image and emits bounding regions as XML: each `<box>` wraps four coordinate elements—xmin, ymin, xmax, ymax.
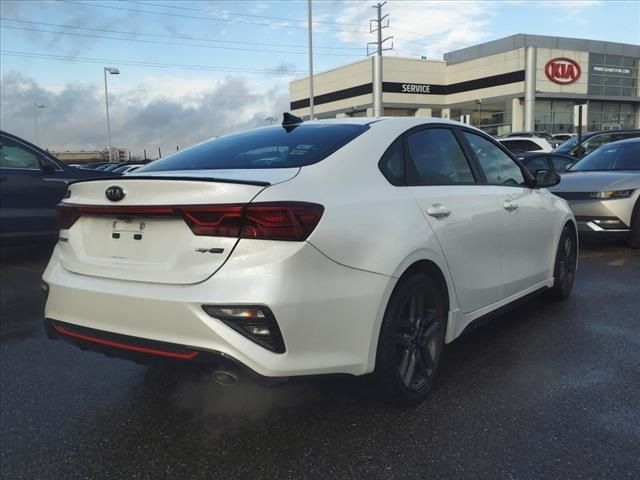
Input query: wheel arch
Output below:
<box><xmin>366</xmin><ymin>253</ymin><xmax>457</xmax><ymax>373</ymax></box>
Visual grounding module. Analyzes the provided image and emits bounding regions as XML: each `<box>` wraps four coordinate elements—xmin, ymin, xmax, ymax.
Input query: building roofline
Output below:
<box><xmin>444</xmin><ymin>34</ymin><xmax>640</xmax><ymax>64</ymax></box>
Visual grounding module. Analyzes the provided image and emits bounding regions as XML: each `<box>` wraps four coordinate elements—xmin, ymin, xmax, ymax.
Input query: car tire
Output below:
<box><xmin>375</xmin><ymin>273</ymin><xmax>446</xmax><ymax>406</ymax></box>
<box><xmin>626</xmin><ymin>201</ymin><xmax>640</xmax><ymax>249</ymax></box>
<box><xmin>549</xmin><ymin>225</ymin><xmax>577</xmax><ymax>301</ymax></box>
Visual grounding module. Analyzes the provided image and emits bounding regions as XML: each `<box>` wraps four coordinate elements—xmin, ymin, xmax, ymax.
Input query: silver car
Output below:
<box><xmin>550</xmin><ymin>137</ymin><xmax>639</xmax><ymax>248</ymax></box>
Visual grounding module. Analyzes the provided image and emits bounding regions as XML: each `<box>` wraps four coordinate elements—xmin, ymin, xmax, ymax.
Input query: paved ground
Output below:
<box><xmin>1</xmin><ymin>241</ymin><xmax>639</xmax><ymax>479</ymax></box>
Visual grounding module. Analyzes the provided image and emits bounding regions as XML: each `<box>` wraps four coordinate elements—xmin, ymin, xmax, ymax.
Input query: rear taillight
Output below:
<box><xmin>56</xmin><ymin>201</ymin><xmax>324</xmax><ymax>241</ymax></box>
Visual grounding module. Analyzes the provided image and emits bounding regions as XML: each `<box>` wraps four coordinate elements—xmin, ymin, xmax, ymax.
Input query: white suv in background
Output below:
<box><xmin>43</xmin><ymin>116</ymin><xmax>577</xmax><ymax>404</ymax></box>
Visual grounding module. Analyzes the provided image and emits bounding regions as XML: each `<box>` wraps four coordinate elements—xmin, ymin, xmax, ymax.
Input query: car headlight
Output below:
<box><xmin>589</xmin><ymin>190</ymin><xmax>634</xmax><ymax>199</ymax></box>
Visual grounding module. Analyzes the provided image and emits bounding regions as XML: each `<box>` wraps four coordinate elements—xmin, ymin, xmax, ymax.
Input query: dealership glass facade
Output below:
<box><xmin>588</xmin><ymin>54</ymin><xmax>638</xmax><ymax>97</ymax></box>
<box><xmin>534</xmin><ymin>100</ymin><xmax>575</xmax><ymax>134</ymax></box>
<box><xmin>588</xmin><ymin>101</ymin><xmax>636</xmax><ymax>131</ymax></box>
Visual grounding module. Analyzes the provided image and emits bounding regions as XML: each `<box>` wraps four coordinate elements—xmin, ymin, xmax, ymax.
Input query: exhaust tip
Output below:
<box><xmin>211</xmin><ymin>370</ymin><xmax>237</xmax><ymax>386</ymax></box>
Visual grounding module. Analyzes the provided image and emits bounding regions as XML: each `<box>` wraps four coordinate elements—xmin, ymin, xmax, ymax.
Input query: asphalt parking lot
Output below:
<box><xmin>1</xmin><ymin>242</ymin><xmax>639</xmax><ymax>479</ymax></box>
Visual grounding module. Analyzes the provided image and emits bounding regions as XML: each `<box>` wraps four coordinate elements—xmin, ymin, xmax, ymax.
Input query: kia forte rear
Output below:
<box><xmin>43</xmin><ymin>116</ymin><xmax>576</xmax><ymax>404</ymax></box>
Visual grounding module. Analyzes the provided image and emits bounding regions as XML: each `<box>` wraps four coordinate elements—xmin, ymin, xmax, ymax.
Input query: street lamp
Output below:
<box><xmin>33</xmin><ymin>103</ymin><xmax>46</xmax><ymax>145</ymax></box>
<box><xmin>475</xmin><ymin>99</ymin><xmax>482</xmax><ymax>129</ymax></box>
<box><xmin>103</xmin><ymin>66</ymin><xmax>120</xmax><ymax>162</ymax></box>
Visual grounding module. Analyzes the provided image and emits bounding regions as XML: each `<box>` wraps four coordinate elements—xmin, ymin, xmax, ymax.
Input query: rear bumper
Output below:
<box><xmin>43</xmin><ymin>240</ymin><xmax>394</xmax><ymax>378</ymax></box>
<box><xmin>45</xmin><ymin>318</ymin><xmax>281</xmax><ymax>384</ymax></box>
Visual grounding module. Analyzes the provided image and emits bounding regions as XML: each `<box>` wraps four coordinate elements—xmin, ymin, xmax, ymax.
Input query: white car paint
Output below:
<box><xmin>499</xmin><ymin>137</ymin><xmax>553</xmax><ymax>153</ymax></box>
<box><xmin>43</xmin><ymin>117</ymin><xmax>575</xmax><ymax>379</ymax></box>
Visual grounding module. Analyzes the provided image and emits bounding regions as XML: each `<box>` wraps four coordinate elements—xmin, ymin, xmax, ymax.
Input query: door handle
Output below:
<box><xmin>503</xmin><ymin>200</ymin><xmax>518</xmax><ymax>211</ymax></box>
<box><xmin>426</xmin><ymin>204</ymin><xmax>451</xmax><ymax>218</ymax></box>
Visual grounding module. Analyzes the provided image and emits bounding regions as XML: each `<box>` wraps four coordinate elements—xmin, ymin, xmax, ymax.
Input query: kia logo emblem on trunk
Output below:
<box><xmin>545</xmin><ymin>57</ymin><xmax>581</xmax><ymax>85</ymax></box>
<box><xmin>105</xmin><ymin>185</ymin><xmax>126</xmax><ymax>202</ymax></box>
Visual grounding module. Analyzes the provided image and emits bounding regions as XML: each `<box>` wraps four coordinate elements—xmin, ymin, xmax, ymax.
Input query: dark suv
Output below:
<box><xmin>1</xmin><ymin>130</ymin><xmax>117</xmax><ymax>244</ymax></box>
<box><xmin>553</xmin><ymin>129</ymin><xmax>640</xmax><ymax>160</ymax></box>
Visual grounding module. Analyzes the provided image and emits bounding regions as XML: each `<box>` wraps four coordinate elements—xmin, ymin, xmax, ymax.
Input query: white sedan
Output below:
<box><xmin>43</xmin><ymin>116</ymin><xmax>577</xmax><ymax>405</ymax></box>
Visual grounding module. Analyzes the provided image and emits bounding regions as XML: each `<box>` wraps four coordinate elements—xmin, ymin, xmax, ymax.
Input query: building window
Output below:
<box><xmin>588</xmin><ymin>101</ymin><xmax>636</xmax><ymax>131</ymax></box>
<box><xmin>534</xmin><ymin>100</ymin><xmax>575</xmax><ymax>134</ymax></box>
<box><xmin>588</xmin><ymin>54</ymin><xmax>638</xmax><ymax>97</ymax></box>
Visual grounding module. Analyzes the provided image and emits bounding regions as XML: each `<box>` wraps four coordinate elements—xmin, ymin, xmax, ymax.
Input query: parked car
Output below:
<box><xmin>78</xmin><ymin>162</ymin><xmax>111</xmax><ymax>170</ymax></box>
<box><xmin>550</xmin><ymin>137</ymin><xmax>639</xmax><ymax>248</ymax></box>
<box><xmin>0</xmin><ymin>130</ymin><xmax>118</xmax><ymax>244</ymax></box>
<box><xmin>552</xmin><ymin>133</ymin><xmax>576</xmax><ymax>143</ymax></box>
<box><xmin>553</xmin><ymin>129</ymin><xmax>640</xmax><ymax>160</ymax></box>
<box><xmin>516</xmin><ymin>152</ymin><xmax>576</xmax><ymax>174</ymax></box>
<box><xmin>43</xmin><ymin>116</ymin><xmax>576</xmax><ymax>405</ymax></box>
<box><xmin>111</xmin><ymin>164</ymin><xmax>144</xmax><ymax>175</ymax></box>
<box><xmin>499</xmin><ymin>136</ymin><xmax>553</xmax><ymax>154</ymax></box>
<box><xmin>504</xmin><ymin>131</ymin><xmax>562</xmax><ymax>148</ymax></box>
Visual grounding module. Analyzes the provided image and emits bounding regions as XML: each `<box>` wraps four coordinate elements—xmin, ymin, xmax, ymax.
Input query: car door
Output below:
<box><xmin>461</xmin><ymin>130</ymin><xmax>556</xmax><ymax>299</ymax></box>
<box><xmin>0</xmin><ymin>135</ymin><xmax>68</xmax><ymax>239</ymax></box>
<box><xmin>403</xmin><ymin>126</ymin><xmax>504</xmax><ymax>313</ymax></box>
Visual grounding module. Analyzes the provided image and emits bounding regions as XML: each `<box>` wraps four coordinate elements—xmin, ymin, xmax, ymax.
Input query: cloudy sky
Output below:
<box><xmin>1</xmin><ymin>0</ymin><xmax>638</xmax><ymax>156</ymax></box>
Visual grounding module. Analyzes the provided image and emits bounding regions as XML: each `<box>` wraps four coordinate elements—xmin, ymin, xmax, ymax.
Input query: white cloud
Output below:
<box><xmin>0</xmin><ymin>71</ymin><xmax>290</xmax><ymax>155</ymax></box>
<box><xmin>333</xmin><ymin>0</ymin><xmax>495</xmax><ymax>59</ymax></box>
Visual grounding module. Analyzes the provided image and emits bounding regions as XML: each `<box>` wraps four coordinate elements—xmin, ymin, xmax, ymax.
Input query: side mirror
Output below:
<box><xmin>535</xmin><ymin>169</ymin><xmax>561</xmax><ymax>188</ymax></box>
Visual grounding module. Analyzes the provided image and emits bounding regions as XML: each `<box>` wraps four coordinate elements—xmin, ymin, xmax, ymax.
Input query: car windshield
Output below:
<box><xmin>138</xmin><ymin>123</ymin><xmax>369</xmax><ymax>172</ymax></box>
<box><xmin>569</xmin><ymin>141</ymin><xmax>640</xmax><ymax>171</ymax></box>
<box><xmin>553</xmin><ymin>136</ymin><xmax>580</xmax><ymax>154</ymax></box>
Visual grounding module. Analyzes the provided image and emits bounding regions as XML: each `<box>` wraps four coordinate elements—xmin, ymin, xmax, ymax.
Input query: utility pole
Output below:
<box><xmin>367</xmin><ymin>2</ymin><xmax>393</xmax><ymax>117</ymax></box>
<box><xmin>307</xmin><ymin>0</ymin><xmax>314</xmax><ymax>120</ymax></box>
<box><xmin>33</xmin><ymin>103</ymin><xmax>45</xmax><ymax>145</ymax></box>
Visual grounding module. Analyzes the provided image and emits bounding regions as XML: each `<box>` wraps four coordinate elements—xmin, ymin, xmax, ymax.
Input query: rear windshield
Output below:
<box><xmin>138</xmin><ymin>123</ymin><xmax>369</xmax><ymax>172</ymax></box>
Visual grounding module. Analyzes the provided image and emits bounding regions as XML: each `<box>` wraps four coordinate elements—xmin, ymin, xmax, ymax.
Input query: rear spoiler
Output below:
<box><xmin>68</xmin><ymin>175</ymin><xmax>271</xmax><ymax>187</ymax></box>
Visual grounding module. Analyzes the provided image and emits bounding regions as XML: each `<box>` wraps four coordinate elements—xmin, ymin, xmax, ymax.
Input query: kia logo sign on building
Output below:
<box><xmin>545</xmin><ymin>57</ymin><xmax>581</xmax><ymax>84</ymax></box>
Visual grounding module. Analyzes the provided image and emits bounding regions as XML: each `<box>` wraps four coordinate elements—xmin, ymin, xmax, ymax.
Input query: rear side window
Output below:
<box><xmin>378</xmin><ymin>138</ymin><xmax>404</xmax><ymax>185</ymax></box>
<box><xmin>406</xmin><ymin>128</ymin><xmax>475</xmax><ymax>185</ymax></box>
<box><xmin>463</xmin><ymin>132</ymin><xmax>526</xmax><ymax>186</ymax></box>
<box><xmin>138</xmin><ymin>124</ymin><xmax>369</xmax><ymax>171</ymax></box>
<box><xmin>501</xmin><ymin>139</ymin><xmax>542</xmax><ymax>153</ymax></box>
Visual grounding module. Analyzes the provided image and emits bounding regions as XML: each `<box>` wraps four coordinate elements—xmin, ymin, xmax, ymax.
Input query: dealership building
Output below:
<box><xmin>289</xmin><ymin>34</ymin><xmax>640</xmax><ymax>135</ymax></box>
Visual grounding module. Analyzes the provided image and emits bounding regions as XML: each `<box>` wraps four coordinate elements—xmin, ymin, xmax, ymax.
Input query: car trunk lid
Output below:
<box><xmin>58</xmin><ymin>170</ymin><xmax>297</xmax><ymax>284</ymax></box>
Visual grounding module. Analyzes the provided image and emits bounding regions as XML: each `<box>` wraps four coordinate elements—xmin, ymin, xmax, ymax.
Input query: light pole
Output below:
<box><xmin>103</xmin><ymin>66</ymin><xmax>120</xmax><ymax>162</ymax></box>
<box><xmin>475</xmin><ymin>99</ymin><xmax>482</xmax><ymax>129</ymax></box>
<box><xmin>33</xmin><ymin>103</ymin><xmax>45</xmax><ymax>145</ymax></box>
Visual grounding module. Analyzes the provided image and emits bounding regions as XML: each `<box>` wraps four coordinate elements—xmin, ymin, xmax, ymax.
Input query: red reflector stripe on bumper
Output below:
<box><xmin>51</xmin><ymin>323</ymin><xmax>199</xmax><ymax>360</ymax></box>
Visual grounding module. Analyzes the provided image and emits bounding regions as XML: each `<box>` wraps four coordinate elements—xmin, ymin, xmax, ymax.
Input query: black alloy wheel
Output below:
<box><xmin>376</xmin><ymin>273</ymin><xmax>446</xmax><ymax>405</ymax></box>
<box><xmin>550</xmin><ymin>225</ymin><xmax>577</xmax><ymax>300</ymax></box>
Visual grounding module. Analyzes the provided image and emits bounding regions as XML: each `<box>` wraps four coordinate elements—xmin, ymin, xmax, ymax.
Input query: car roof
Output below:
<box><xmin>600</xmin><ymin>136</ymin><xmax>640</xmax><ymax>146</ymax></box>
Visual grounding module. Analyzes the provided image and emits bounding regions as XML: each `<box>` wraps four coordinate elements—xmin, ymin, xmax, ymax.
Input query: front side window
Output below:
<box><xmin>583</xmin><ymin>134</ymin><xmax>612</xmax><ymax>155</ymax></box>
<box><xmin>463</xmin><ymin>132</ymin><xmax>526</xmax><ymax>186</ymax></box>
<box><xmin>138</xmin><ymin>123</ymin><xmax>369</xmax><ymax>172</ymax></box>
<box><xmin>405</xmin><ymin>128</ymin><xmax>475</xmax><ymax>185</ymax></box>
<box><xmin>0</xmin><ymin>137</ymin><xmax>41</xmax><ymax>170</ymax></box>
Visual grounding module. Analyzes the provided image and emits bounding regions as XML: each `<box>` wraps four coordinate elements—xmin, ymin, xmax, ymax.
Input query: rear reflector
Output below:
<box><xmin>57</xmin><ymin>201</ymin><xmax>324</xmax><ymax>241</ymax></box>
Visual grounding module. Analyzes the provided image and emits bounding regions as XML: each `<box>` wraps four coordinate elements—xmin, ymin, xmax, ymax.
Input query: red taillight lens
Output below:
<box><xmin>56</xmin><ymin>201</ymin><xmax>324</xmax><ymax>241</ymax></box>
<box><xmin>241</xmin><ymin>202</ymin><xmax>324</xmax><ymax>241</ymax></box>
<box><xmin>180</xmin><ymin>205</ymin><xmax>244</xmax><ymax>237</ymax></box>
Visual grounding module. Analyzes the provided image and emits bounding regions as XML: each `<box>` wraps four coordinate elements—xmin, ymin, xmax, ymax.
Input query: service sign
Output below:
<box><xmin>545</xmin><ymin>57</ymin><xmax>581</xmax><ymax>85</ymax></box>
